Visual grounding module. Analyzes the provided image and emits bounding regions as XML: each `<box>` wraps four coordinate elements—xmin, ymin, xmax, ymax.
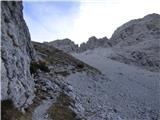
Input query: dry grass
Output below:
<box><xmin>1</xmin><ymin>99</ymin><xmax>32</xmax><ymax>120</ymax></box>
<box><xmin>32</xmin><ymin>41</ymin><xmax>101</xmax><ymax>75</ymax></box>
<box><xmin>48</xmin><ymin>92</ymin><xmax>81</xmax><ymax>120</ymax></box>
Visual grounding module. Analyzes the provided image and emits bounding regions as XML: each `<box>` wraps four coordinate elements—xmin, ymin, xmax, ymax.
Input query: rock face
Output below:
<box><xmin>46</xmin><ymin>36</ymin><xmax>111</xmax><ymax>53</ymax></box>
<box><xmin>79</xmin><ymin>36</ymin><xmax>111</xmax><ymax>52</ymax></box>
<box><xmin>110</xmin><ymin>14</ymin><xmax>160</xmax><ymax>46</ymax></box>
<box><xmin>1</xmin><ymin>1</ymin><xmax>35</xmax><ymax>108</ymax></box>
<box><xmin>45</xmin><ymin>38</ymin><xmax>79</xmax><ymax>53</ymax></box>
<box><xmin>109</xmin><ymin>13</ymin><xmax>160</xmax><ymax>72</ymax></box>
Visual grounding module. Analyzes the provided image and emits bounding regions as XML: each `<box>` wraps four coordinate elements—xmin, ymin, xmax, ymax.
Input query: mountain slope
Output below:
<box><xmin>72</xmin><ymin>47</ymin><xmax>160</xmax><ymax>120</ymax></box>
<box><xmin>109</xmin><ymin>13</ymin><xmax>160</xmax><ymax>72</ymax></box>
<box><xmin>68</xmin><ymin>14</ymin><xmax>160</xmax><ymax>120</ymax></box>
<box><xmin>31</xmin><ymin>41</ymin><xmax>103</xmax><ymax>120</ymax></box>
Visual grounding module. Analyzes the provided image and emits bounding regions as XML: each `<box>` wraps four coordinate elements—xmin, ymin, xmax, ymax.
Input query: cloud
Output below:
<box><xmin>23</xmin><ymin>0</ymin><xmax>160</xmax><ymax>44</ymax></box>
<box><xmin>68</xmin><ymin>0</ymin><xmax>160</xmax><ymax>44</ymax></box>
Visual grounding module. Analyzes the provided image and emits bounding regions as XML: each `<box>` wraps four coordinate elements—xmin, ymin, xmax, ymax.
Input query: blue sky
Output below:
<box><xmin>23</xmin><ymin>0</ymin><xmax>160</xmax><ymax>44</ymax></box>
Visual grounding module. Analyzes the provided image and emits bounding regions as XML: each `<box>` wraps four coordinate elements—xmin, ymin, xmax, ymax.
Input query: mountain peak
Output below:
<box><xmin>144</xmin><ymin>13</ymin><xmax>160</xmax><ymax>19</ymax></box>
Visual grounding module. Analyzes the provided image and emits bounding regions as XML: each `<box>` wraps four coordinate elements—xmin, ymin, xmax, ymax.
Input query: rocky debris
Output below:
<box><xmin>72</xmin><ymin>48</ymin><xmax>160</xmax><ymax>120</ymax></box>
<box><xmin>109</xmin><ymin>13</ymin><xmax>160</xmax><ymax>72</ymax></box>
<box><xmin>45</xmin><ymin>38</ymin><xmax>79</xmax><ymax>53</ymax></box>
<box><xmin>31</xmin><ymin>41</ymin><xmax>103</xmax><ymax>120</ymax></box>
<box><xmin>1</xmin><ymin>1</ymin><xmax>35</xmax><ymax>108</ymax></box>
<box><xmin>31</xmin><ymin>70</ymin><xmax>86</xmax><ymax>120</ymax></box>
<box><xmin>66</xmin><ymin>72</ymin><xmax>125</xmax><ymax>120</ymax></box>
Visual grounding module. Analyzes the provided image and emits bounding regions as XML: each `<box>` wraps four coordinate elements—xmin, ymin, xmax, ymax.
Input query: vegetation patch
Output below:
<box><xmin>76</xmin><ymin>63</ymin><xmax>84</xmax><ymax>69</ymax></box>
<box><xmin>30</xmin><ymin>60</ymin><xmax>50</xmax><ymax>74</ymax></box>
<box><xmin>1</xmin><ymin>99</ymin><xmax>32</xmax><ymax>120</ymax></box>
<box><xmin>48</xmin><ymin>92</ymin><xmax>81</xmax><ymax>120</ymax></box>
<box><xmin>32</xmin><ymin>42</ymin><xmax>101</xmax><ymax>75</ymax></box>
<box><xmin>55</xmin><ymin>71</ymin><xmax>70</xmax><ymax>77</ymax></box>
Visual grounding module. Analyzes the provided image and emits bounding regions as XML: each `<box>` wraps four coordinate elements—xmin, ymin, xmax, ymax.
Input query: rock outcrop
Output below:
<box><xmin>45</xmin><ymin>38</ymin><xmax>79</xmax><ymax>53</ymax></box>
<box><xmin>1</xmin><ymin>1</ymin><xmax>35</xmax><ymax>108</ymax></box>
<box><xmin>79</xmin><ymin>36</ymin><xmax>111</xmax><ymax>52</ymax></box>
<box><xmin>46</xmin><ymin>36</ymin><xmax>111</xmax><ymax>53</ymax></box>
<box><xmin>109</xmin><ymin>13</ymin><xmax>160</xmax><ymax>72</ymax></box>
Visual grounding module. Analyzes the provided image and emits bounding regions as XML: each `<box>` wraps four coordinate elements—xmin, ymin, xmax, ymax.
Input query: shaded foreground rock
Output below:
<box><xmin>1</xmin><ymin>1</ymin><xmax>35</xmax><ymax>108</ymax></box>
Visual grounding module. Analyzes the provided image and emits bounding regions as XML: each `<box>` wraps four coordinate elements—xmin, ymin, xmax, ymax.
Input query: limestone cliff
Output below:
<box><xmin>1</xmin><ymin>1</ymin><xmax>35</xmax><ymax>108</ymax></box>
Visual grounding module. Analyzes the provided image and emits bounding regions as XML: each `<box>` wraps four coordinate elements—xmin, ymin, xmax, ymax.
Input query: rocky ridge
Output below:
<box><xmin>45</xmin><ymin>38</ymin><xmax>79</xmax><ymax>53</ymax></box>
<box><xmin>49</xmin><ymin>14</ymin><xmax>160</xmax><ymax>72</ymax></box>
<box><xmin>78</xmin><ymin>36</ymin><xmax>111</xmax><ymax>52</ymax></box>
<box><xmin>45</xmin><ymin>36</ymin><xmax>111</xmax><ymax>53</ymax></box>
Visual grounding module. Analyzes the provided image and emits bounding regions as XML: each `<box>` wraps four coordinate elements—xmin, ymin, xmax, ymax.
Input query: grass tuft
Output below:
<box><xmin>30</xmin><ymin>60</ymin><xmax>50</xmax><ymax>75</ymax></box>
<box><xmin>48</xmin><ymin>92</ymin><xmax>81</xmax><ymax>120</ymax></box>
<box><xmin>1</xmin><ymin>99</ymin><xmax>32</xmax><ymax>120</ymax></box>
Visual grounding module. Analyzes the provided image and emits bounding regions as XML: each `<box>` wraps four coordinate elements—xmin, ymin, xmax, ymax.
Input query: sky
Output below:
<box><xmin>23</xmin><ymin>0</ymin><xmax>160</xmax><ymax>45</ymax></box>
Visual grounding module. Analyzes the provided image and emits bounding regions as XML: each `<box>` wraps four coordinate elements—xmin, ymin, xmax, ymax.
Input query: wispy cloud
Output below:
<box><xmin>23</xmin><ymin>0</ymin><xmax>160</xmax><ymax>44</ymax></box>
<box><xmin>23</xmin><ymin>1</ymin><xmax>80</xmax><ymax>42</ymax></box>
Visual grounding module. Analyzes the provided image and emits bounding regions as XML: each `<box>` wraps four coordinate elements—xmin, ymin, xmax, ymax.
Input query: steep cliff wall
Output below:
<box><xmin>1</xmin><ymin>1</ymin><xmax>35</xmax><ymax>108</ymax></box>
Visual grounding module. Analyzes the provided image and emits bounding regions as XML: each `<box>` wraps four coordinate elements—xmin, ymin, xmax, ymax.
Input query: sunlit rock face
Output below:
<box><xmin>109</xmin><ymin>13</ymin><xmax>160</xmax><ymax>72</ymax></box>
<box><xmin>110</xmin><ymin>13</ymin><xmax>160</xmax><ymax>46</ymax></box>
<box><xmin>45</xmin><ymin>38</ymin><xmax>79</xmax><ymax>53</ymax></box>
<box><xmin>1</xmin><ymin>1</ymin><xmax>35</xmax><ymax>108</ymax></box>
<box><xmin>47</xmin><ymin>36</ymin><xmax>111</xmax><ymax>53</ymax></box>
<box><xmin>79</xmin><ymin>36</ymin><xmax>111</xmax><ymax>52</ymax></box>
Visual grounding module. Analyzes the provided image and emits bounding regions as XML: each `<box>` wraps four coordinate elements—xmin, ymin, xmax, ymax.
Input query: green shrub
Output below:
<box><xmin>30</xmin><ymin>60</ymin><xmax>50</xmax><ymax>74</ymax></box>
<box><xmin>1</xmin><ymin>100</ymin><xmax>22</xmax><ymax>120</ymax></box>
<box><xmin>30</xmin><ymin>61</ymin><xmax>38</xmax><ymax>74</ymax></box>
<box><xmin>1</xmin><ymin>99</ymin><xmax>31</xmax><ymax>120</ymax></box>
<box><xmin>76</xmin><ymin>63</ymin><xmax>84</xmax><ymax>69</ymax></box>
<box><xmin>38</xmin><ymin>61</ymin><xmax>50</xmax><ymax>72</ymax></box>
<box><xmin>55</xmin><ymin>71</ymin><xmax>70</xmax><ymax>77</ymax></box>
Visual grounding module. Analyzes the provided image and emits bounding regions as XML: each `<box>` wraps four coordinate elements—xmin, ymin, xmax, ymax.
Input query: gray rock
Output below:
<box><xmin>109</xmin><ymin>13</ymin><xmax>160</xmax><ymax>72</ymax></box>
<box><xmin>79</xmin><ymin>36</ymin><xmax>111</xmax><ymax>52</ymax></box>
<box><xmin>1</xmin><ymin>1</ymin><xmax>35</xmax><ymax>108</ymax></box>
<box><xmin>46</xmin><ymin>36</ymin><xmax>111</xmax><ymax>53</ymax></box>
<box><xmin>45</xmin><ymin>38</ymin><xmax>79</xmax><ymax>53</ymax></box>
